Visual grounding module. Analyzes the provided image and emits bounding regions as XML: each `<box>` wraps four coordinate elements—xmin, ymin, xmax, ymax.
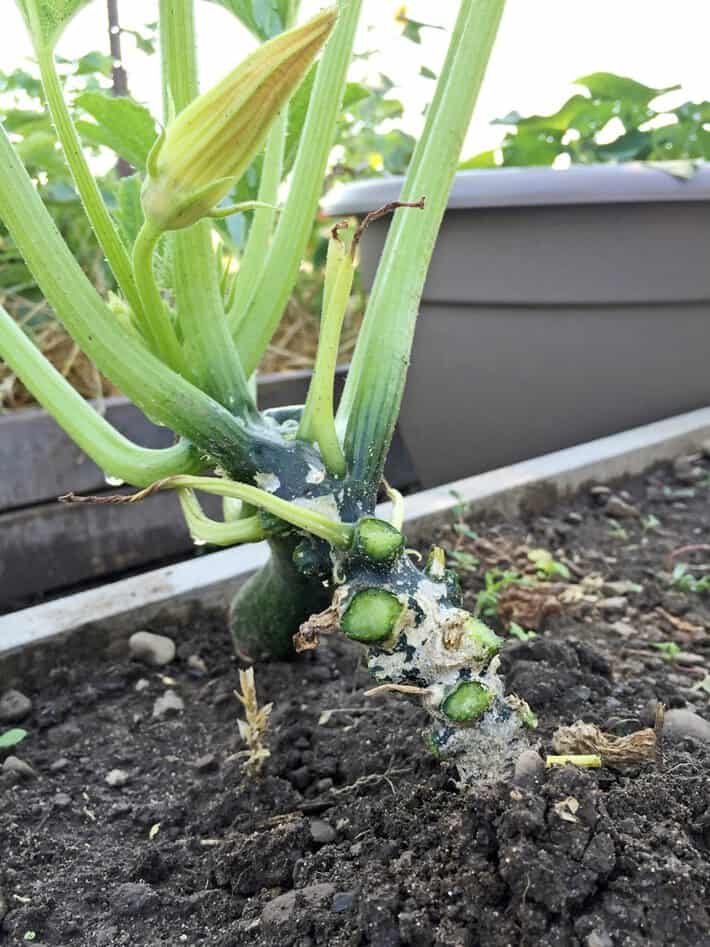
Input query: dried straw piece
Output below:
<box><xmin>234</xmin><ymin>667</ymin><xmax>272</xmax><ymax>777</ymax></box>
<box><xmin>552</xmin><ymin>720</ymin><xmax>657</xmax><ymax>768</ymax></box>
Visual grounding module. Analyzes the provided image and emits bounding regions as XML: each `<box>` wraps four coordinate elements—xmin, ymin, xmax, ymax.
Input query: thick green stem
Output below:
<box><xmin>0</xmin><ymin>122</ymin><xmax>255</xmax><ymax>471</ymax></box>
<box><xmin>0</xmin><ymin>304</ymin><xmax>202</xmax><ymax>486</ymax></box>
<box><xmin>338</xmin><ymin>0</ymin><xmax>507</xmax><ymax>484</ymax></box>
<box><xmin>141</xmin><ymin>474</ymin><xmax>353</xmax><ymax>547</ymax></box>
<box><xmin>298</xmin><ymin>237</ymin><xmax>352</xmax><ymax>476</ymax></box>
<box><xmin>36</xmin><ymin>46</ymin><xmax>145</xmax><ymax>322</ymax></box>
<box><xmin>132</xmin><ymin>220</ymin><xmax>192</xmax><ymax>374</ymax></box>
<box><xmin>226</xmin><ymin>111</ymin><xmax>287</xmax><ymax>327</ymax></box>
<box><xmin>173</xmin><ymin>220</ymin><xmax>256</xmax><ymax>412</ymax></box>
<box><xmin>230</xmin><ymin>536</ymin><xmax>330</xmax><ymax>660</ymax></box>
<box><xmin>232</xmin><ymin>0</ymin><xmax>362</xmax><ymax>375</ymax></box>
<box><xmin>159</xmin><ymin>0</ymin><xmax>254</xmax><ymax>412</ymax></box>
<box><xmin>178</xmin><ymin>489</ymin><xmax>264</xmax><ymax>545</ymax></box>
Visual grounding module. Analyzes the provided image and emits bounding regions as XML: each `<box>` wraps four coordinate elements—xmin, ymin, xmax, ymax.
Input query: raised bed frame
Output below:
<box><xmin>3</xmin><ymin>405</ymin><xmax>710</xmax><ymax>680</ymax></box>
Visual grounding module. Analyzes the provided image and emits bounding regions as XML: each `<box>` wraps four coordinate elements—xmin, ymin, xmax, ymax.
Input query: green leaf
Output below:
<box><xmin>203</xmin><ymin>0</ymin><xmax>291</xmax><ymax>40</ymax></box>
<box><xmin>15</xmin><ymin>0</ymin><xmax>93</xmax><ymax>51</ymax></box>
<box><xmin>397</xmin><ymin>15</ymin><xmax>443</xmax><ymax>44</ymax></box>
<box><xmin>0</xmin><ymin>728</ymin><xmax>28</xmax><ymax>749</ymax></box>
<box><xmin>574</xmin><ymin>72</ymin><xmax>679</xmax><ymax>104</ymax></box>
<box><xmin>594</xmin><ymin>127</ymin><xmax>652</xmax><ymax>162</ymax></box>
<box><xmin>420</xmin><ymin>66</ymin><xmax>437</xmax><ymax>80</ymax></box>
<box><xmin>459</xmin><ymin>149</ymin><xmax>498</xmax><ymax>169</ymax></box>
<box><xmin>75</xmin><ymin>50</ymin><xmax>114</xmax><ymax>76</ymax></box>
<box><xmin>74</xmin><ymin>92</ymin><xmax>158</xmax><ymax>169</ymax></box>
<box><xmin>502</xmin><ymin>130</ymin><xmax>563</xmax><ymax>166</ymax></box>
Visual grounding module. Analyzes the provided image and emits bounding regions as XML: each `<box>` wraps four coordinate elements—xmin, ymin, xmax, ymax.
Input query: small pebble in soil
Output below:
<box><xmin>332</xmin><ymin>890</ymin><xmax>357</xmax><ymax>913</ymax></box>
<box><xmin>152</xmin><ymin>690</ymin><xmax>184</xmax><ymax>718</ymax></box>
<box><xmin>261</xmin><ymin>883</ymin><xmax>335</xmax><ymax>928</ymax></box>
<box><xmin>134</xmin><ymin>678</ymin><xmax>150</xmax><ymax>693</ymax></box>
<box><xmin>109</xmin><ymin>882</ymin><xmax>159</xmax><ymax>918</ymax></box>
<box><xmin>187</xmin><ymin>654</ymin><xmax>208</xmax><ymax>675</ymax></box>
<box><xmin>128</xmin><ymin>631</ymin><xmax>176</xmax><ymax>667</ymax></box>
<box><xmin>309</xmin><ymin>818</ymin><xmax>337</xmax><ymax>845</ymax></box>
<box><xmin>586</xmin><ymin>930</ymin><xmax>614</xmax><ymax>947</ymax></box>
<box><xmin>598</xmin><ymin>596</ymin><xmax>628</xmax><ymax>615</ymax></box>
<box><xmin>673</xmin><ymin>455</ymin><xmax>704</xmax><ymax>484</ymax></box>
<box><xmin>50</xmin><ymin>757</ymin><xmax>69</xmax><ymax>773</ymax></box>
<box><xmin>2</xmin><ymin>756</ymin><xmax>36</xmax><ymax>779</ymax></box>
<box><xmin>194</xmin><ymin>753</ymin><xmax>218</xmax><ymax>773</ymax></box>
<box><xmin>605</xmin><ymin>495</ymin><xmax>640</xmax><ymax>519</ymax></box>
<box><xmin>105</xmin><ymin>768</ymin><xmax>130</xmax><ymax>787</ymax></box>
<box><xmin>513</xmin><ymin>749</ymin><xmax>544</xmax><ymax>785</ymax></box>
<box><xmin>53</xmin><ymin>792</ymin><xmax>72</xmax><ymax>808</ymax></box>
<box><xmin>0</xmin><ymin>689</ymin><xmax>32</xmax><ymax>724</ymax></box>
<box><xmin>663</xmin><ymin>708</ymin><xmax>710</xmax><ymax>744</ymax></box>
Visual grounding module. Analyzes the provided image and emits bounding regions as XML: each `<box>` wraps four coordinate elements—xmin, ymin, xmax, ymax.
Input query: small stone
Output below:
<box><xmin>513</xmin><ymin>749</ymin><xmax>544</xmax><ymax>785</ymax></box>
<box><xmin>586</xmin><ymin>931</ymin><xmax>613</xmax><ymax>947</ymax></box>
<box><xmin>50</xmin><ymin>757</ymin><xmax>69</xmax><ymax>772</ymax></box>
<box><xmin>598</xmin><ymin>596</ymin><xmax>628</xmax><ymax>614</ymax></box>
<box><xmin>129</xmin><ymin>631</ymin><xmax>176</xmax><ymax>667</ymax></box>
<box><xmin>110</xmin><ymin>882</ymin><xmax>159</xmax><ymax>918</ymax></box>
<box><xmin>187</xmin><ymin>654</ymin><xmax>208</xmax><ymax>675</ymax></box>
<box><xmin>663</xmin><ymin>709</ymin><xmax>710</xmax><ymax>743</ymax></box>
<box><xmin>135</xmin><ymin>678</ymin><xmax>150</xmax><ymax>693</ymax></box>
<box><xmin>194</xmin><ymin>753</ymin><xmax>218</xmax><ymax>773</ymax></box>
<box><xmin>53</xmin><ymin>792</ymin><xmax>72</xmax><ymax>808</ymax></box>
<box><xmin>605</xmin><ymin>495</ymin><xmax>640</xmax><ymax>519</ymax></box>
<box><xmin>309</xmin><ymin>818</ymin><xmax>336</xmax><ymax>845</ymax></box>
<box><xmin>565</xmin><ymin>511</ymin><xmax>583</xmax><ymax>525</ymax></box>
<box><xmin>106</xmin><ymin>768</ymin><xmax>130</xmax><ymax>787</ymax></box>
<box><xmin>674</xmin><ymin>652</ymin><xmax>706</xmax><ymax>666</ymax></box>
<box><xmin>332</xmin><ymin>891</ymin><xmax>356</xmax><ymax>913</ymax></box>
<box><xmin>589</xmin><ymin>485</ymin><xmax>611</xmax><ymax>497</ymax></box>
<box><xmin>152</xmin><ymin>690</ymin><xmax>184</xmax><ymax>718</ymax></box>
<box><xmin>46</xmin><ymin>722</ymin><xmax>82</xmax><ymax>747</ymax></box>
<box><xmin>2</xmin><ymin>756</ymin><xmax>36</xmax><ymax>779</ymax></box>
<box><xmin>673</xmin><ymin>455</ymin><xmax>703</xmax><ymax>484</ymax></box>
<box><xmin>261</xmin><ymin>883</ymin><xmax>335</xmax><ymax>928</ymax></box>
<box><xmin>0</xmin><ymin>689</ymin><xmax>32</xmax><ymax>724</ymax></box>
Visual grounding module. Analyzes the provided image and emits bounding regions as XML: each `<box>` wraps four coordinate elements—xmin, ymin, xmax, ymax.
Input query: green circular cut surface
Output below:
<box><xmin>353</xmin><ymin>517</ymin><xmax>404</xmax><ymax>563</ymax></box>
<box><xmin>341</xmin><ymin>588</ymin><xmax>403</xmax><ymax>643</ymax></box>
<box><xmin>442</xmin><ymin>682</ymin><xmax>494</xmax><ymax>722</ymax></box>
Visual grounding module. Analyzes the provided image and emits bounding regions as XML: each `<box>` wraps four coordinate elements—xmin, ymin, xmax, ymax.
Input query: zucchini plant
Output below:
<box><xmin>0</xmin><ymin>0</ymin><xmax>533</xmax><ymax>783</ymax></box>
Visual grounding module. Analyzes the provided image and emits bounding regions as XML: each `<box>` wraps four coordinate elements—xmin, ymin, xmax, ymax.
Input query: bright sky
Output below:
<box><xmin>3</xmin><ymin>1</ymin><xmax>710</xmax><ymax>158</ymax></box>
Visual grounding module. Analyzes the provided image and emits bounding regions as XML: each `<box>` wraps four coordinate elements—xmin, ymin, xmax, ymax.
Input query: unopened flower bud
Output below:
<box><xmin>142</xmin><ymin>8</ymin><xmax>337</xmax><ymax>231</ymax></box>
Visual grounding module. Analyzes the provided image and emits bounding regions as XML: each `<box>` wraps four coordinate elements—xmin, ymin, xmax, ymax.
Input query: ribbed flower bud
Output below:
<box><xmin>142</xmin><ymin>7</ymin><xmax>337</xmax><ymax>231</ymax></box>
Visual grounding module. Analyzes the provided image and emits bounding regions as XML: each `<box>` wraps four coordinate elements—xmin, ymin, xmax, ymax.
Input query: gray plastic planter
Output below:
<box><xmin>323</xmin><ymin>163</ymin><xmax>710</xmax><ymax>488</ymax></box>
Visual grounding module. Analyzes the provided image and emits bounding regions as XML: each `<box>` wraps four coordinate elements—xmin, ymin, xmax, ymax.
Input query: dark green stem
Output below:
<box><xmin>230</xmin><ymin>536</ymin><xmax>330</xmax><ymax>660</ymax></box>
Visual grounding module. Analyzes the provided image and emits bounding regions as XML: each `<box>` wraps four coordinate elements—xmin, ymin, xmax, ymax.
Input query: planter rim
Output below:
<box><xmin>321</xmin><ymin>162</ymin><xmax>710</xmax><ymax>215</ymax></box>
<box><xmin>3</xmin><ymin>404</ymin><xmax>710</xmax><ymax>664</ymax></box>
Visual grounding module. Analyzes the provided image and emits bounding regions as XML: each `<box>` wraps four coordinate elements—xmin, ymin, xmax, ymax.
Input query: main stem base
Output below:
<box><xmin>229</xmin><ymin>537</ymin><xmax>330</xmax><ymax>661</ymax></box>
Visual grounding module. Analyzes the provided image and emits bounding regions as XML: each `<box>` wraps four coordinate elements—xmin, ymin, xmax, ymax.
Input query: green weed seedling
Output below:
<box><xmin>671</xmin><ymin>563</ymin><xmax>710</xmax><ymax>594</ymax></box>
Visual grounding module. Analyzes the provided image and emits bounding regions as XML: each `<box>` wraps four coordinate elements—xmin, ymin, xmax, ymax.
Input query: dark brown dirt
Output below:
<box><xmin>2</xmin><ymin>456</ymin><xmax>710</xmax><ymax>947</ymax></box>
